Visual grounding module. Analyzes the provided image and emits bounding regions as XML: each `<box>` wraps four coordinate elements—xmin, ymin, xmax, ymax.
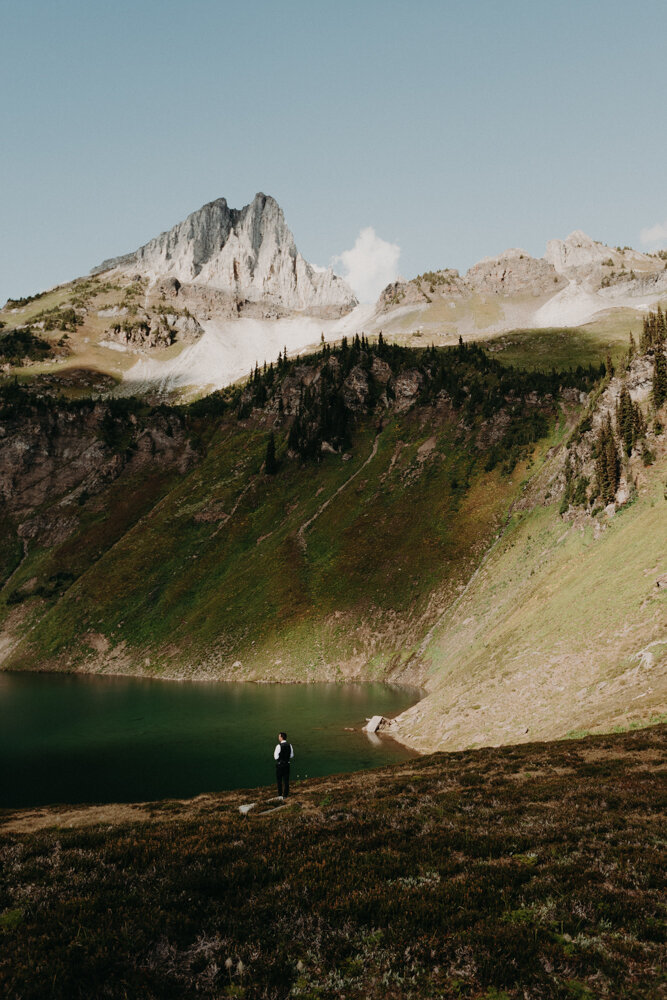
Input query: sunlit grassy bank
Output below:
<box><xmin>395</xmin><ymin>450</ymin><xmax>667</xmax><ymax>752</ymax></box>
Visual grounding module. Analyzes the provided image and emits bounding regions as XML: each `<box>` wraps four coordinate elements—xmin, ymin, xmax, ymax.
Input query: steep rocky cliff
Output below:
<box><xmin>93</xmin><ymin>193</ymin><xmax>358</xmax><ymax>319</ymax></box>
<box><xmin>0</xmin><ymin>390</ymin><xmax>195</xmax><ymax>563</ymax></box>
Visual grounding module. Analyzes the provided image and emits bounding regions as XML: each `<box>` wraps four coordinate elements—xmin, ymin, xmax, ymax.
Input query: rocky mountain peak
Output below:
<box><xmin>465</xmin><ymin>247</ymin><xmax>563</xmax><ymax>297</ymax></box>
<box><xmin>563</xmin><ymin>230</ymin><xmax>596</xmax><ymax>248</ymax></box>
<box><xmin>545</xmin><ymin>230</ymin><xmax>607</xmax><ymax>278</ymax></box>
<box><xmin>92</xmin><ymin>193</ymin><xmax>357</xmax><ymax>318</ymax></box>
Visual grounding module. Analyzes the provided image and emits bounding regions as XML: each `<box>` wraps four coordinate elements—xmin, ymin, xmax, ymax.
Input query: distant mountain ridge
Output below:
<box><xmin>4</xmin><ymin>216</ymin><xmax>667</xmax><ymax>397</ymax></box>
<box><xmin>92</xmin><ymin>192</ymin><xmax>358</xmax><ymax>318</ymax></box>
<box><xmin>377</xmin><ymin>230</ymin><xmax>667</xmax><ymax>336</ymax></box>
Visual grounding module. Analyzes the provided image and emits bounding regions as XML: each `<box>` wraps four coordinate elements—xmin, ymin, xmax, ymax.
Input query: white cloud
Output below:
<box><xmin>640</xmin><ymin>220</ymin><xmax>667</xmax><ymax>248</ymax></box>
<box><xmin>334</xmin><ymin>227</ymin><xmax>400</xmax><ymax>303</ymax></box>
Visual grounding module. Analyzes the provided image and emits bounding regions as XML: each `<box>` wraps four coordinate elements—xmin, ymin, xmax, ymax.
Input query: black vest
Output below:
<box><xmin>277</xmin><ymin>741</ymin><xmax>292</xmax><ymax>764</ymax></box>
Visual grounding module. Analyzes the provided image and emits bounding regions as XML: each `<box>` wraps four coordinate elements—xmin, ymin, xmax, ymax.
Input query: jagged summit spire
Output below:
<box><xmin>92</xmin><ymin>193</ymin><xmax>357</xmax><ymax>316</ymax></box>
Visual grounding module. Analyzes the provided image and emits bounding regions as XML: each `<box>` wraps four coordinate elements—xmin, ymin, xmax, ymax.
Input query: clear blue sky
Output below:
<box><xmin>2</xmin><ymin>0</ymin><xmax>666</xmax><ymax>303</ymax></box>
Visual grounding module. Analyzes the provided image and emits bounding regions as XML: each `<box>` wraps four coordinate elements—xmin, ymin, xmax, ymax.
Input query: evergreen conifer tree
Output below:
<box><xmin>595</xmin><ymin>415</ymin><xmax>620</xmax><ymax>504</ymax></box>
<box><xmin>628</xmin><ymin>332</ymin><xmax>637</xmax><ymax>359</ymax></box>
<box><xmin>617</xmin><ymin>386</ymin><xmax>635</xmax><ymax>454</ymax></box>
<box><xmin>653</xmin><ymin>350</ymin><xmax>667</xmax><ymax>409</ymax></box>
<box><xmin>265</xmin><ymin>431</ymin><xmax>278</xmax><ymax>474</ymax></box>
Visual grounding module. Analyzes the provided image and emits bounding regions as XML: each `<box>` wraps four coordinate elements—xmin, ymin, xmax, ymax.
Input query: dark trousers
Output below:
<box><xmin>276</xmin><ymin>762</ymin><xmax>290</xmax><ymax>798</ymax></box>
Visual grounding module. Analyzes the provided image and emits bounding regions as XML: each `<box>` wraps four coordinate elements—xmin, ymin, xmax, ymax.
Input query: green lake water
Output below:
<box><xmin>0</xmin><ymin>672</ymin><xmax>420</xmax><ymax>809</ymax></box>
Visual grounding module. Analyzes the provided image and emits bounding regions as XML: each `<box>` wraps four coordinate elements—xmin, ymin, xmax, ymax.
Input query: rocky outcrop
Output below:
<box><xmin>378</xmin><ymin>231</ymin><xmax>667</xmax><ymax>320</ymax></box>
<box><xmin>556</xmin><ymin>347</ymin><xmax>666</xmax><ymax>516</ymax></box>
<box><xmin>92</xmin><ymin>193</ymin><xmax>358</xmax><ymax>319</ymax></box>
<box><xmin>377</xmin><ymin>269</ymin><xmax>466</xmax><ymax>311</ymax></box>
<box><xmin>466</xmin><ymin>248</ymin><xmax>565</xmax><ymax>297</ymax></box>
<box><xmin>377</xmin><ymin>279</ymin><xmax>429</xmax><ymax>310</ymax></box>
<box><xmin>543</xmin><ymin>233</ymin><xmax>667</xmax><ymax>308</ymax></box>
<box><xmin>545</xmin><ymin>230</ymin><xmax>609</xmax><ymax>279</ymax></box>
<box><xmin>543</xmin><ymin>230</ymin><xmax>663</xmax><ymax>285</ymax></box>
<box><xmin>378</xmin><ymin>252</ymin><xmax>564</xmax><ymax>315</ymax></box>
<box><xmin>104</xmin><ymin>309</ymin><xmax>203</xmax><ymax>351</ymax></box>
<box><xmin>341</xmin><ymin>365</ymin><xmax>370</xmax><ymax>411</ymax></box>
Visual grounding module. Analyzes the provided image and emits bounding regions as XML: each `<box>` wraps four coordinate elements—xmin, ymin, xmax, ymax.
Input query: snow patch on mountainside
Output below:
<box><xmin>122</xmin><ymin>304</ymin><xmax>376</xmax><ymax>395</ymax></box>
<box><xmin>532</xmin><ymin>281</ymin><xmax>610</xmax><ymax>328</ymax></box>
<box><xmin>534</xmin><ymin>279</ymin><xmax>667</xmax><ymax>329</ymax></box>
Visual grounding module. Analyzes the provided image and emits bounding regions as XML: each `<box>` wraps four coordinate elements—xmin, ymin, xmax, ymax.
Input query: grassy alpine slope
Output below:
<box><xmin>2</xmin><ymin>336</ymin><xmax>598</xmax><ymax>685</ymax></box>
<box><xmin>1</xmin><ymin>725</ymin><xmax>665</xmax><ymax>1000</ymax></box>
<box><xmin>393</xmin><ymin>461</ymin><xmax>667</xmax><ymax>752</ymax></box>
<box><xmin>393</xmin><ymin>315</ymin><xmax>667</xmax><ymax>751</ymax></box>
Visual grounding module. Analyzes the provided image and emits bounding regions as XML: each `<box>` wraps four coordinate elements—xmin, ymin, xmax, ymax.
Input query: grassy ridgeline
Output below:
<box><xmin>0</xmin><ymin>725</ymin><xmax>664</xmax><ymax>999</ymax></box>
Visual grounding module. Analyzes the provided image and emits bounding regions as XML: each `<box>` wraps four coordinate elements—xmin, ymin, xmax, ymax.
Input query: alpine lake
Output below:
<box><xmin>0</xmin><ymin>672</ymin><xmax>421</xmax><ymax>809</ymax></box>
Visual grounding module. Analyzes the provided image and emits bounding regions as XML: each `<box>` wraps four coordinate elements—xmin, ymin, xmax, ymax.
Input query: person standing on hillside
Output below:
<box><xmin>274</xmin><ymin>732</ymin><xmax>294</xmax><ymax>799</ymax></box>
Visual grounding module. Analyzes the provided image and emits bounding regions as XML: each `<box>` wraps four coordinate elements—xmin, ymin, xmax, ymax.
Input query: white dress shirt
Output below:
<box><xmin>274</xmin><ymin>741</ymin><xmax>294</xmax><ymax>761</ymax></box>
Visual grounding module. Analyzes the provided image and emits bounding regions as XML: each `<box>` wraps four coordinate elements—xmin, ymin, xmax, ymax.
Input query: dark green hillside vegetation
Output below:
<box><xmin>616</xmin><ymin>385</ymin><xmax>646</xmax><ymax>456</ymax></box>
<box><xmin>639</xmin><ymin>307</ymin><xmax>667</xmax><ymax>409</ymax></box>
<box><xmin>640</xmin><ymin>304</ymin><xmax>667</xmax><ymax>352</ymax></box>
<box><xmin>1</xmin><ymin>337</ymin><xmax>601</xmax><ymax>678</ymax></box>
<box><xmin>241</xmin><ymin>334</ymin><xmax>601</xmax><ymax>468</ymax></box>
<box><xmin>1</xmin><ymin>726</ymin><xmax>664</xmax><ymax>999</ymax></box>
<box><xmin>0</xmin><ymin>328</ymin><xmax>53</xmax><ymax>364</ymax></box>
<box><xmin>3</xmin><ymin>290</ymin><xmax>48</xmax><ymax>309</ymax></box>
<box><xmin>29</xmin><ymin>304</ymin><xmax>83</xmax><ymax>333</ymax></box>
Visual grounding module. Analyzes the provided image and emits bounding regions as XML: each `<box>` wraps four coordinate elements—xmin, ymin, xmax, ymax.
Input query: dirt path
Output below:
<box><xmin>297</xmin><ymin>432</ymin><xmax>381</xmax><ymax>553</ymax></box>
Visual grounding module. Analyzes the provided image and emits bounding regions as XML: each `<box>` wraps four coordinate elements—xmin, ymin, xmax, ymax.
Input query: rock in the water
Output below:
<box><xmin>364</xmin><ymin>715</ymin><xmax>384</xmax><ymax>733</ymax></box>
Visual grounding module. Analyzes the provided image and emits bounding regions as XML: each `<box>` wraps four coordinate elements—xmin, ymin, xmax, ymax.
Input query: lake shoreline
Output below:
<box><xmin>0</xmin><ymin>673</ymin><xmax>423</xmax><ymax>811</ymax></box>
<box><xmin>0</xmin><ymin>661</ymin><xmax>427</xmax><ymax>755</ymax></box>
<box><xmin>0</xmin><ymin>663</ymin><xmax>425</xmax><ymax>695</ymax></box>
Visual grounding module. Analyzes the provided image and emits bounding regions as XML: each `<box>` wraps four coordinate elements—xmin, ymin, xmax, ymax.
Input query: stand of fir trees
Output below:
<box><xmin>238</xmin><ymin>333</ymin><xmax>604</xmax><ymax>471</ymax></box>
<box><xmin>616</xmin><ymin>385</ymin><xmax>646</xmax><ymax>456</ymax></box>
<box><xmin>264</xmin><ymin>431</ymin><xmax>278</xmax><ymax>475</ymax></box>
<box><xmin>638</xmin><ymin>306</ymin><xmax>667</xmax><ymax>409</ymax></box>
<box><xmin>0</xmin><ymin>327</ymin><xmax>53</xmax><ymax>364</ymax></box>
<box><xmin>640</xmin><ymin>304</ymin><xmax>667</xmax><ymax>352</ymax></box>
<box><xmin>564</xmin><ymin>308</ymin><xmax>667</xmax><ymax>511</ymax></box>
<box><xmin>654</xmin><ymin>350</ymin><xmax>667</xmax><ymax>409</ymax></box>
<box><xmin>594</xmin><ymin>414</ymin><xmax>621</xmax><ymax>505</ymax></box>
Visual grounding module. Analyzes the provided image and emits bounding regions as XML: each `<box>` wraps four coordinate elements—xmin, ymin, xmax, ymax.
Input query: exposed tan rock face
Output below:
<box><xmin>378</xmin><ymin>250</ymin><xmax>564</xmax><ymax>314</ymax></box>
<box><xmin>93</xmin><ymin>193</ymin><xmax>358</xmax><ymax>319</ymax></box>
<box><xmin>545</xmin><ymin>230</ymin><xmax>611</xmax><ymax>278</ymax></box>
<box><xmin>465</xmin><ymin>248</ymin><xmax>565</xmax><ymax>297</ymax></box>
<box><xmin>376</xmin><ymin>231</ymin><xmax>667</xmax><ymax>327</ymax></box>
<box><xmin>341</xmin><ymin>365</ymin><xmax>370</xmax><ymax>410</ymax></box>
<box><xmin>104</xmin><ymin>309</ymin><xmax>204</xmax><ymax>351</ymax></box>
